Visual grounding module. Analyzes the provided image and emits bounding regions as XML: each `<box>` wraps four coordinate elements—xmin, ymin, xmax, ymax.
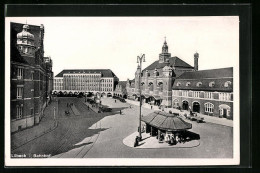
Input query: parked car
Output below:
<box><xmin>119</xmin><ymin>98</ymin><xmax>126</xmax><ymax>102</ymax></box>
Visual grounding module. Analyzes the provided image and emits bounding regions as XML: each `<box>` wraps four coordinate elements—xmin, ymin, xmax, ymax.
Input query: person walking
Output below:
<box><xmin>151</xmin><ymin>105</ymin><xmax>153</xmax><ymax>110</ymax></box>
<box><xmin>120</xmin><ymin>110</ymin><xmax>122</xmax><ymax>115</ymax></box>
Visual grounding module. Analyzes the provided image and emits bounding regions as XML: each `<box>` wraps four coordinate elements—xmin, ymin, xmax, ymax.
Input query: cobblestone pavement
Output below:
<box><xmin>84</xmin><ymin>97</ymin><xmax>233</xmax><ymax>158</ymax></box>
<box><xmin>11</xmin><ymin>97</ymin><xmax>104</xmax><ymax>157</ymax></box>
<box><xmin>11</xmin><ymin>100</ymin><xmax>58</xmax><ymax>150</ymax></box>
<box><xmin>11</xmin><ymin>97</ymin><xmax>233</xmax><ymax>158</ymax></box>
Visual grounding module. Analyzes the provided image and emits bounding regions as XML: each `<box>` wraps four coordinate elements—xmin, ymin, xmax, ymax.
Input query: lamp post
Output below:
<box><xmin>137</xmin><ymin>54</ymin><xmax>145</xmax><ymax>141</ymax></box>
<box><xmin>99</xmin><ymin>79</ymin><xmax>104</xmax><ymax>106</ymax></box>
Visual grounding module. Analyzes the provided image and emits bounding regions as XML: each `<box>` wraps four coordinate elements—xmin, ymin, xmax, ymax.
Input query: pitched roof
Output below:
<box><xmin>141</xmin><ymin>111</ymin><xmax>192</xmax><ymax>131</ymax></box>
<box><xmin>55</xmin><ymin>69</ymin><xmax>117</xmax><ymax>78</ymax></box>
<box><xmin>143</xmin><ymin>56</ymin><xmax>193</xmax><ymax>71</ymax></box>
<box><xmin>173</xmin><ymin>67</ymin><xmax>233</xmax><ymax>92</ymax></box>
<box><xmin>177</xmin><ymin>67</ymin><xmax>233</xmax><ymax>79</ymax></box>
<box><xmin>118</xmin><ymin>81</ymin><xmax>127</xmax><ymax>88</ymax></box>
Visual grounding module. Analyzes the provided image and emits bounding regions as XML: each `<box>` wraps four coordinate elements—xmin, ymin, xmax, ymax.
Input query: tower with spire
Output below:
<box><xmin>159</xmin><ymin>37</ymin><xmax>171</xmax><ymax>63</ymax></box>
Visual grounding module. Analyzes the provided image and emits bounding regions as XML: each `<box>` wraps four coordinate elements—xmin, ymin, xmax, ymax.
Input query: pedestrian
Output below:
<box><xmin>151</xmin><ymin>105</ymin><xmax>153</xmax><ymax>110</ymax></box>
<box><xmin>115</xmin><ymin>99</ymin><xmax>116</xmax><ymax>103</ymax></box>
<box><xmin>120</xmin><ymin>110</ymin><xmax>122</xmax><ymax>115</ymax></box>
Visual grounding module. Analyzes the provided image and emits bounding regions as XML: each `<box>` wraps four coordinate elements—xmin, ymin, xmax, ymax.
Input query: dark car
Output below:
<box><xmin>120</xmin><ymin>98</ymin><xmax>126</xmax><ymax>103</ymax></box>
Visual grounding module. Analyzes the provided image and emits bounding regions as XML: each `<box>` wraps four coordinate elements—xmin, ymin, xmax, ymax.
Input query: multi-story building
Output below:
<box><xmin>114</xmin><ymin>81</ymin><xmax>127</xmax><ymax>98</ymax></box>
<box><xmin>126</xmin><ymin>39</ymin><xmax>233</xmax><ymax>119</ymax></box>
<box><xmin>126</xmin><ymin>39</ymin><xmax>196</xmax><ymax>107</ymax></box>
<box><xmin>172</xmin><ymin>67</ymin><xmax>233</xmax><ymax>119</ymax></box>
<box><xmin>53</xmin><ymin>69</ymin><xmax>119</xmax><ymax>97</ymax></box>
<box><xmin>10</xmin><ymin>22</ymin><xmax>53</xmax><ymax>132</ymax></box>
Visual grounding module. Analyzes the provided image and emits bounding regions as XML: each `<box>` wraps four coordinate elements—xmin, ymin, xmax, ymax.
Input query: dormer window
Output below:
<box><xmin>176</xmin><ymin>82</ymin><xmax>181</xmax><ymax>86</ymax></box>
<box><xmin>186</xmin><ymin>82</ymin><xmax>191</xmax><ymax>86</ymax></box>
<box><xmin>224</xmin><ymin>81</ymin><xmax>232</xmax><ymax>87</ymax></box>
<box><xmin>196</xmin><ymin>82</ymin><xmax>202</xmax><ymax>87</ymax></box>
<box><xmin>209</xmin><ymin>81</ymin><xmax>215</xmax><ymax>87</ymax></box>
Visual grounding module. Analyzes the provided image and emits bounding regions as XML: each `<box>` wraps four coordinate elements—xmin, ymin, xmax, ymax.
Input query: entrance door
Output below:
<box><xmin>182</xmin><ymin>101</ymin><xmax>189</xmax><ymax>110</ymax></box>
<box><xmin>223</xmin><ymin>109</ymin><xmax>227</xmax><ymax>118</ymax></box>
<box><xmin>193</xmin><ymin>102</ymin><xmax>200</xmax><ymax>113</ymax></box>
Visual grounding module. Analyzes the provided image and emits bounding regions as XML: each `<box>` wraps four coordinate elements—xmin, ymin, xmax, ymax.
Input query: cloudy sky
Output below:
<box><xmin>6</xmin><ymin>17</ymin><xmax>239</xmax><ymax>81</ymax></box>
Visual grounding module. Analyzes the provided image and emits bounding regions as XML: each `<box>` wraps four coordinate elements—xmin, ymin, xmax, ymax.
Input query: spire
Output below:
<box><xmin>162</xmin><ymin>37</ymin><xmax>168</xmax><ymax>53</ymax></box>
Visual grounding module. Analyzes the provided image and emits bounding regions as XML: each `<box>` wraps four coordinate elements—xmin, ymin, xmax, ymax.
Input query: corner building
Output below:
<box><xmin>10</xmin><ymin>22</ymin><xmax>54</xmax><ymax>132</ymax></box>
<box><xmin>126</xmin><ymin>40</ymin><xmax>233</xmax><ymax>119</ymax></box>
<box><xmin>172</xmin><ymin>67</ymin><xmax>233</xmax><ymax>119</ymax></box>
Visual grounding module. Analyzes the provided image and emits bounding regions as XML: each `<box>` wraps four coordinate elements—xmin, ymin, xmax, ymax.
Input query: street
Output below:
<box><xmin>12</xmin><ymin>97</ymin><xmax>233</xmax><ymax>158</ymax></box>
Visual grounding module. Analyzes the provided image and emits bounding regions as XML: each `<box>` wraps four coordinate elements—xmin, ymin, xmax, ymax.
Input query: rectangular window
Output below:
<box><xmin>17</xmin><ymin>87</ymin><xmax>23</xmax><ymax>99</ymax></box>
<box><xmin>193</xmin><ymin>91</ymin><xmax>200</xmax><ymax>98</ymax></box>
<box><xmin>31</xmin><ymin>108</ymin><xmax>34</xmax><ymax>115</ymax></box>
<box><xmin>205</xmin><ymin>92</ymin><xmax>213</xmax><ymax>99</ymax></box>
<box><xmin>17</xmin><ymin>68</ymin><xmax>23</xmax><ymax>79</ymax></box>
<box><xmin>17</xmin><ymin>106</ymin><xmax>23</xmax><ymax>119</ymax></box>
<box><xmin>31</xmin><ymin>72</ymin><xmax>34</xmax><ymax>80</ymax></box>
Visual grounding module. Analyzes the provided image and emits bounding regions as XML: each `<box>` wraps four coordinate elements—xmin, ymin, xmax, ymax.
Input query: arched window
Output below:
<box><xmin>158</xmin><ymin>82</ymin><xmax>163</xmax><ymax>92</ymax></box>
<box><xmin>224</xmin><ymin>81</ymin><xmax>232</xmax><ymax>87</ymax></box>
<box><xmin>205</xmin><ymin>102</ymin><xmax>214</xmax><ymax>113</ymax></box>
<box><xmin>186</xmin><ymin>82</ymin><xmax>191</xmax><ymax>86</ymax></box>
<box><xmin>196</xmin><ymin>82</ymin><xmax>202</xmax><ymax>87</ymax></box>
<box><xmin>209</xmin><ymin>81</ymin><xmax>215</xmax><ymax>87</ymax></box>
<box><xmin>141</xmin><ymin>82</ymin><xmax>145</xmax><ymax>90</ymax></box>
<box><xmin>176</xmin><ymin>82</ymin><xmax>181</xmax><ymax>86</ymax></box>
<box><xmin>148</xmin><ymin>82</ymin><xmax>153</xmax><ymax>91</ymax></box>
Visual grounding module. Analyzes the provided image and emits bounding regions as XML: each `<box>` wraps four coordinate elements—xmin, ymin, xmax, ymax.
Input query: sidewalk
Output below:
<box><xmin>123</xmin><ymin>131</ymin><xmax>200</xmax><ymax>149</ymax></box>
<box><xmin>126</xmin><ymin>99</ymin><xmax>233</xmax><ymax>127</ymax></box>
<box><xmin>11</xmin><ymin>101</ymin><xmax>58</xmax><ymax>150</ymax></box>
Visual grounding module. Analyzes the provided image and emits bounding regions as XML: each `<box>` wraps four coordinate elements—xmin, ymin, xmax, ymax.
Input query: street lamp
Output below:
<box><xmin>137</xmin><ymin>54</ymin><xmax>145</xmax><ymax>141</ymax></box>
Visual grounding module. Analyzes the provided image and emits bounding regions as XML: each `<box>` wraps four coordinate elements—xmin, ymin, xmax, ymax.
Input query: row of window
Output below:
<box><xmin>63</xmin><ymin>76</ymin><xmax>113</xmax><ymax>83</ymax></box>
<box><xmin>173</xmin><ymin>100</ymin><xmax>230</xmax><ymax>115</ymax></box>
<box><xmin>17</xmin><ymin>39</ymin><xmax>34</xmax><ymax>45</ymax></box>
<box><xmin>172</xmin><ymin>90</ymin><xmax>232</xmax><ymax>101</ymax></box>
<box><xmin>176</xmin><ymin>81</ymin><xmax>232</xmax><ymax>88</ymax></box>
<box><xmin>16</xmin><ymin>106</ymin><xmax>34</xmax><ymax>120</ymax></box>
<box><xmin>19</xmin><ymin>46</ymin><xmax>35</xmax><ymax>55</ymax></box>
<box><xmin>16</xmin><ymin>68</ymin><xmax>39</xmax><ymax>80</ymax></box>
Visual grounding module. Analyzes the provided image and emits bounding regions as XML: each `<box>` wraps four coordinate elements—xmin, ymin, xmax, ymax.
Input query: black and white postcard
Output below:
<box><xmin>5</xmin><ymin>15</ymin><xmax>240</xmax><ymax>166</ymax></box>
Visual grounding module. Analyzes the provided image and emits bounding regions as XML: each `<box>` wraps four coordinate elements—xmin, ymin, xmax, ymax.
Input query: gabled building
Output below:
<box><xmin>10</xmin><ymin>22</ymin><xmax>53</xmax><ymax>132</ymax></box>
<box><xmin>114</xmin><ymin>81</ymin><xmax>127</xmax><ymax>98</ymax></box>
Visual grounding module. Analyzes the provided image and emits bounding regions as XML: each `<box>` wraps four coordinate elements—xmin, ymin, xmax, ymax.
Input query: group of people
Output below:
<box><xmin>160</xmin><ymin>132</ymin><xmax>185</xmax><ymax>145</ymax></box>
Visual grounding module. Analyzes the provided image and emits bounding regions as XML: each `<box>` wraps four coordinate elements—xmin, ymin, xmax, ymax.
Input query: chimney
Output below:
<box><xmin>194</xmin><ymin>52</ymin><xmax>199</xmax><ymax>71</ymax></box>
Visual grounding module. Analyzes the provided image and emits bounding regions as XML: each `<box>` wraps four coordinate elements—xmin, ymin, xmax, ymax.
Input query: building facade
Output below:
<box><xmin>126</xmin><ymin>39</ymin><xmax>196</xmax><ymax>107</ymax></box>
<box><xmin>126</xmin><ymin>39</ymin><xmax>233</xmax><ymax>119</ymax></box>
<box><xmin>172</xmin><ymin>67</ymin><xmax>233</xmax><ymax>119</ymax></box>
<box><xmin>53</xmin><ymin>69</ymin><xmax>119</xmax><ymax>97</ymax></box>
<box><xmin>10</xmin><ymin>22</ymin><xmax>53</xmax><ymax>133</ymax></box>
<box><xmin>114</xmin><ymin>81</ymin><xmax>127</xmax><ymax>98</ymax></box>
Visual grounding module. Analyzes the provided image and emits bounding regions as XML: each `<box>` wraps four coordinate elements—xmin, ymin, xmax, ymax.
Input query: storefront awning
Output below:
<box><xmin>141</xmin><ymin>111</ymin><xmax>192</xmax><ymax>131</ymax></box>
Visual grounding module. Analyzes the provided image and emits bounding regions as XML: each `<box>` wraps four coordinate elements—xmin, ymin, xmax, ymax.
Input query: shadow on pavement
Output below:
<box><xmin>51</xmin><ymin>127</ymin><xmax>109</xmax><ymax>156</ymax></box>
